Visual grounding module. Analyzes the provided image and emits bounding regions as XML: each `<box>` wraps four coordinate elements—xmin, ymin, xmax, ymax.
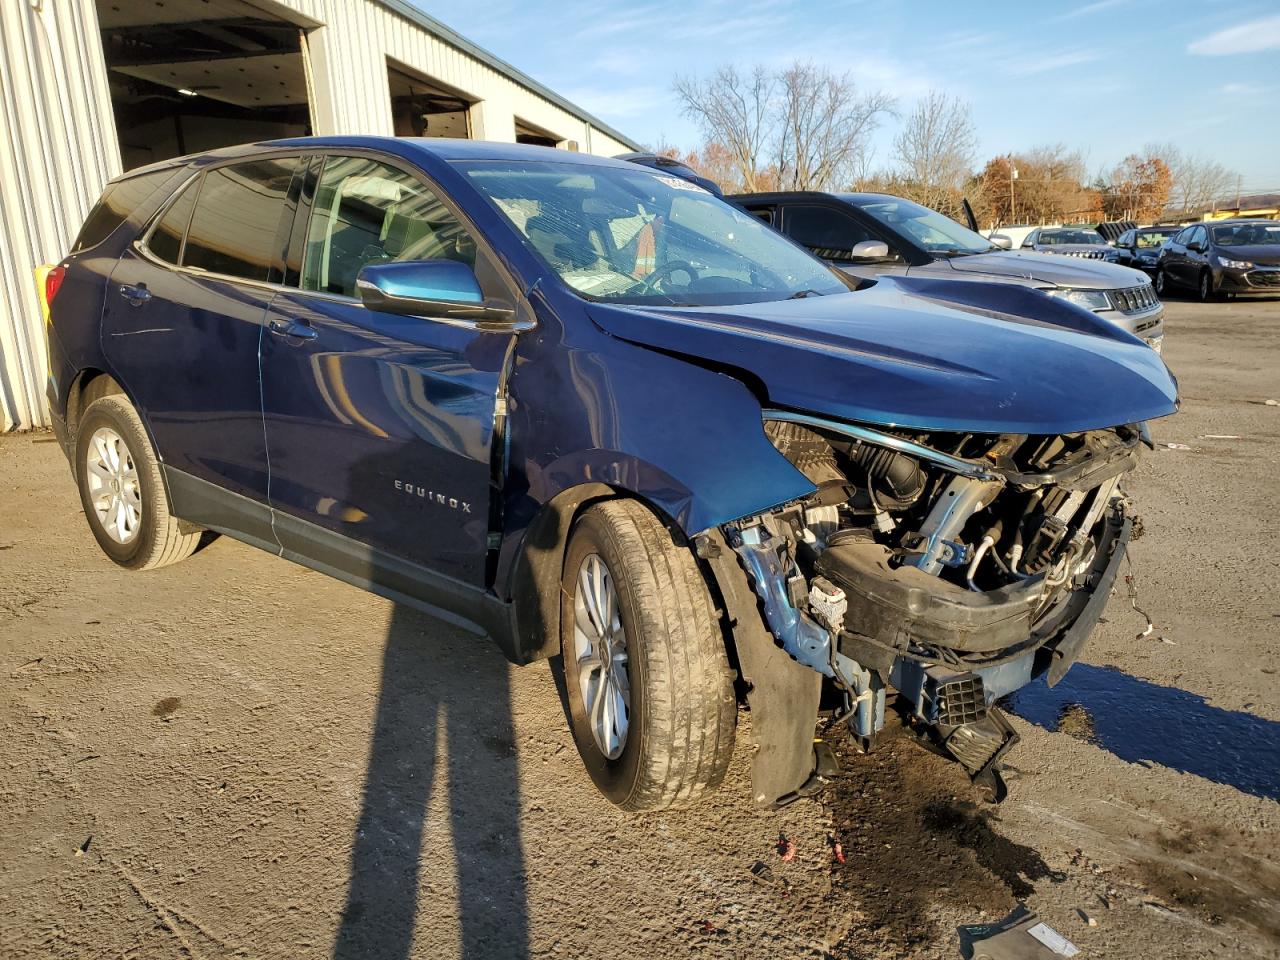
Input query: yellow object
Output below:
<box><xmin>34</xmin><ymin>264</ymin><xmax>52</xmax><ymax>325</ymax></box>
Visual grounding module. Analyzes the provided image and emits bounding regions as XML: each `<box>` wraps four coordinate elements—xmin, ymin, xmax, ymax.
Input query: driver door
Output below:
<box><xmin>260</xmin><ymin>152</ymin><xmax>517</xmax><ymax>591</ymax></box>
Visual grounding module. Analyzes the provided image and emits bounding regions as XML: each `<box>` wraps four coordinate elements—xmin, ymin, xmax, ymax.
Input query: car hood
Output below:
<box><xmin>588</xmin><ymin>276</ymin><xmax>1178</xmax><ymax>435</ymax></box>
<box><xmin>1217</xmin><ymin>244</ymin><xmax>1280</xmax><ymax>265</ymax></box>
<box><xmin>944</xmin><ymin>249</ymin><xmax>1148</xmax><ymax>288</ymax></box>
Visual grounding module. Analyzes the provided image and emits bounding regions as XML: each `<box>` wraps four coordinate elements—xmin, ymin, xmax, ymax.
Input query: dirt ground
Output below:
<box><xmin>2</xmin><ymin>296</ymin><xmax>1278</xmax><ymax>960</ymax></box>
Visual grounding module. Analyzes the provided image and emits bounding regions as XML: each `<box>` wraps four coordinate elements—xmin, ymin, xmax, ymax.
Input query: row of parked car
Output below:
<box><xmin>995</xmin><ymin>218</ymin><xmax>1280</xmax><ymax>303</ymax></box>
<box><xmin>44</xmin><ymin>136</ymin><xmax>1179</xmax><ymax>812</ymax></box>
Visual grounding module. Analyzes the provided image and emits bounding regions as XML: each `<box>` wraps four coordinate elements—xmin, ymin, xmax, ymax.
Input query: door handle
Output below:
<box><xmin>268</xmin><ymin>317</ymin><xmax>318</xmax><ymax>342</ymax></box>
<box><xmin>119</xmin><ymin>282</ymin><xmax>151</xmax><ymax>306</ymax></box>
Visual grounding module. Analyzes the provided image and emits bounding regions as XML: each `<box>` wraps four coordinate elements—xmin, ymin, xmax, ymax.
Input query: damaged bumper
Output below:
<box><xmin>712</xmin><ymin>411</ymin><xmax>1143</xmax><ymax>807</ymax></box>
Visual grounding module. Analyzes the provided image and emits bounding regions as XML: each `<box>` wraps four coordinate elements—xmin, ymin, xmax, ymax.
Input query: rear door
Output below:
<box><xmin>101</xmin><ymin>155</ymin><xmax>300</xmax><ymax>540</ymax></box>
<box><xmin>780</xmin><ymin>203</ymin><xmax>906</xmax><ymax>280</ymax></box>
<box><xmin>260</xmin><ymin>152</ymin><xmax>517</xmax><ymax>591</ymax></box>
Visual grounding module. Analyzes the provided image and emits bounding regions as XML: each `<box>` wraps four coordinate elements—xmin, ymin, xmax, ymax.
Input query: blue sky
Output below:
<box><xmin>413</xmin><ymin>0</ymin><xmax>1280</xmax><ymax>191</ymax></box>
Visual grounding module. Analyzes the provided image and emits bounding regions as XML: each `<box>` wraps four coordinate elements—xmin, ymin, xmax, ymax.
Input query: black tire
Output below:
<box><xmin>1197</xmin><ymin>270</ymin><xmax>1213</xmax><ymax>303</ymax></box>
<box><xmin>1154</xmin><ymin>267</ymin><xmax>1168</xmax><ymax>297</ymax></box>
<box><xmin>560</xmin><ymin>500</ymin><xmax>736</xmax><ymax>811</ymax></box>
<box><xmin>75</xmin><ymin>395</ymin><xmax>201</xmax><ymax>570</ymax></box>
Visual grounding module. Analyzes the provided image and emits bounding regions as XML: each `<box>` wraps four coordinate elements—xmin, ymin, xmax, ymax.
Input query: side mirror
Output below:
<box><xmin>850</xmin><ymin>240</ymin><xmax>890</xmax><ymax>261</ymax></box>
<box><xmin>990</xmin><ymin>234</ymin><xmax>1013</xmax><ymax>250</ymax></box>
<box><xmin>356</xmin><ymin>260</ymin><xmax>518</xmax><ymax>328</ymax></box>
<box><xmin>1187</xmin><ymin>241</ymin><xmax>1203</xmax><ymax>253</ymax></box>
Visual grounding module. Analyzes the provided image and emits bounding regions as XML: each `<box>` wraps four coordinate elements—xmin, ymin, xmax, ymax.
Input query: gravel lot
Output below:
<box><xmin>2</xmin><ymin>296</ymin><xmax>1278</xmax><ymax>960</ymax></box>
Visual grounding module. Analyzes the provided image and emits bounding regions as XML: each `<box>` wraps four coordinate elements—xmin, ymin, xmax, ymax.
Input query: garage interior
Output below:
<box><xmin>96</xmin><ymin>0</ymin><xmax>312</xmax><ymax>171</ymax></box>
<box><xmin>387</xmin><ymin>61</ymin><xmax>472</xmax><ymax>138</ymax></box>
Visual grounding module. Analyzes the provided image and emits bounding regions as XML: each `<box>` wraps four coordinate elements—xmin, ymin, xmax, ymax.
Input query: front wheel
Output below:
<box><xmin>1154</xmin><ymin>267</ymin><xmax>1169</xmax><ymax>296</ymax></box>
<box><xmin>1198</xmin><ymin>269</ymin><xmax>1214</xmax><ymax>303</ymax></box>
<box><xmin>75</xmin><ymin>395</ymin><xmax>202</xmax><ymax>570</ymax></box>
<box><xmin>560</xmin><ymin>500</ymin><xmax>736</xmax><ymax>811</ymax></box>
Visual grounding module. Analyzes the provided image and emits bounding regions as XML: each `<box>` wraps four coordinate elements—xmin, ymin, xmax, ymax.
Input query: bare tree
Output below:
<box><xmin>773</xmin><ymin>62</ymin><xmax>895</xmax><ymax>190</ymax></box>
<box><xmin>1147</xmin><ymin>143</ymin><xmax>1238</xmax><ymax>217</ymax></box>
<box><xmin>891</xmin><ymin>92</ymin><xmax>976</xmax><ymax>213</ymax></box>
<box><xmin>673</xmin><ymin>66</ymin><xmax>775</xmax><ymax>192</ymax></box>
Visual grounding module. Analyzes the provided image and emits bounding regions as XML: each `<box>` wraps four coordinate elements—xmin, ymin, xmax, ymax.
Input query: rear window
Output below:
<box><xmin>182</xmin><ymin>158</ymin><xmax>299</xmax><ymax>282</ymax></box>
<box><xmin>71</xmin><ymin>168</ymin><xmax>174</xmax><ymax>253</ymax></box>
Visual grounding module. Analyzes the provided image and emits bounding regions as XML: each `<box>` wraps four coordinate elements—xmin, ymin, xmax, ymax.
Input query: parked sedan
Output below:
<box><xmin>1114</xmin><ymin>225</ymin><xmax>1179</xmax><ymax>273</ymax></box>
<box><xmin>1156</xmin><ymin>219</ymin><xmax>1280</xmax><ymax>300</ymax></box>
<box><xmin>46</xmin><ymin>137</ymin><xmax>1177</xmax><ymax>811</ymax></box>
<box><xmin>729</xmin><ymin>191</ymin><xmax>1164</xmax><ymax>349</ymax></box>
<box><xmin>1020</xmin><ymin>226</ymin><xmax>1120</xmax><ymax>261</ymax></box>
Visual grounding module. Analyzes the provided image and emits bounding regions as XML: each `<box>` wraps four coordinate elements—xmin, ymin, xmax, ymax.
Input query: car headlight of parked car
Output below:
<box><xmin>1048</xmin><ymin>288</ymin><xmax>1112</xmax><ymax>312</ymax></box>
<box><xmin>1217</xmin><ymin>256</ymin><xmax>1253</xmax><ymax>270</ymax></box>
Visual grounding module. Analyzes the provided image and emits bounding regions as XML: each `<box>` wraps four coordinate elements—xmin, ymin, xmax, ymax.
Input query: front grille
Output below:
<box><xmin>1247</xmin><ymin>270</ymin><xmax>1280</xmax><ymax>288</ymax></box>
<box><xmin>1109</xmin><ymin>283</ymin><xmax>1159</xmax><ymax>314</ymax></box>
<box><xmin>1063</xmin><ymin>250</ymin><xmax>1107</xmax><ymax>260</ymax></box>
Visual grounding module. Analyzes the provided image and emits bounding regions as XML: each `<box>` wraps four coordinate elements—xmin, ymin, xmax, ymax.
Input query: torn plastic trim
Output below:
<box><xmin>762</xmin><ymin>409</ymin><xmax>1002</xmax><ymax>480</ymax></box>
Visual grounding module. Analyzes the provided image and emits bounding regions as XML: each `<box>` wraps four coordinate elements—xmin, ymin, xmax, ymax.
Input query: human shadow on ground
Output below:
<box><xmin>332</xmin><ymin>604</ymin><xmax>530</xmax><ymax>959</ymax></box>
<box><xmin>1006</xmin><ymin>662</ymin><xmax>1280</xmax><ymax>801</ymax></box>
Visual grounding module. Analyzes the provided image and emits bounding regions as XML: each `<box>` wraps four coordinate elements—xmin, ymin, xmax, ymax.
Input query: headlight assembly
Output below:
<box><xmin>1217</xmin><ymin>255</ymin><xmax>1253</xmax><ymax>270</ymax></box>
<box><xmin>1047</xmin><ymin>288</ymin><xmax>1112</xmax><ymax>312</ymax></box>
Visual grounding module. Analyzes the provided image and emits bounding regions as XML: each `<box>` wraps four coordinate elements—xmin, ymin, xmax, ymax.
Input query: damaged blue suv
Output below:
<box><xmin>45</xmin><ymin>138</ymin><xmax>1178</xmax><ymax>810</ymax></box>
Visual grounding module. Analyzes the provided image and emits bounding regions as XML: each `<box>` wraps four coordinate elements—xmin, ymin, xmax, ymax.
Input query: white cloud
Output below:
<box><xmin>1055</xmin><ymin>0</ymin><xmax>1126</xmax><ymax>20</ymax></box>
<box><xmin>1005</xmin><ymin>50</ymin><xmax>1102</xmax><ymax>76</ymax></box>
<box><xmin>1188</xmin><ymin>14</ymin><xmax>1280</xmax><ymax>55</ymax></box>
<box><xmin>1220</xmin><ymin>82</ymin><xmax>1269</xmax><ymax>95</ymax></box>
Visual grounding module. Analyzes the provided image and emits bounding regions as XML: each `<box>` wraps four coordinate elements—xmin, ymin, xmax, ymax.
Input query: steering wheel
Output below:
<box><xmin>635</xmin><ymin>260</ymin><xmax>699</xmax><ymax>296</ymax></box>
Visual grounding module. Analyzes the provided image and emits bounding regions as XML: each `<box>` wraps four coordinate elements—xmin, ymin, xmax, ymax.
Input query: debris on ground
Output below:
<box><xmin>1163</xmin><ymin>442</ymin><xmax>1192</xmax><ymax>450</ymax></box>
<box><xmin>960</xmin><ymin>906</ymin><xmax>1080</xmax><ymax>958</ymax></box>
<box><xmin>829</xmin><ymin>836</ymin><xmax>845</xmax><ymax>865</ymax></box>
<box><xmin>1198</xmin><ymin>434</ymin><xmax>1241</xmax><ymax>440</ymax></box>
<box><xmin>776</xmin><ymin>832</ymin><xmax>796</xmax><ymax>862</ymax></box>
<box><xmin>749</xmin><ymin>860</ymin><xmax>776</xmax><ymax>887</ymax></box>
<box><xmin>75</xmin><ymin>836</ymin><xmax>92</xmax><ymax>857</ymax></box>
<box><xmin>1076</xmin><ymin>908</ymin><xmax>1098</xmax><ymax>927</ymax></box>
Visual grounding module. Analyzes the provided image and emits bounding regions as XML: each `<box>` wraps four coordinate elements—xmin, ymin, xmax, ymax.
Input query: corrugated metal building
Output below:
<box><xmin>0</xmin><ymin>0</ymin><xmax>638</xmax><ymax>431</ymax></box>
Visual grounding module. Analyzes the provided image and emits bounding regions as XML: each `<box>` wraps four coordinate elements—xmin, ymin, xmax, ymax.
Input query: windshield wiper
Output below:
<box><xmin>787</xmin><ymin>289</ymin><xmax>825</xmax><ymax>299</ymax></box>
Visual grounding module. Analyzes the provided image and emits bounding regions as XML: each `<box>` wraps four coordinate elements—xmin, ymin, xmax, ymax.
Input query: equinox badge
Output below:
<box><xmin>394</xmin><ymin>479</ymin><xmax>472</xmax><ymax>513</ymax></box>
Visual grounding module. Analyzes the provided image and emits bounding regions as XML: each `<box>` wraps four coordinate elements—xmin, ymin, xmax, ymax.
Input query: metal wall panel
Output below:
<box><xmin>0</xmin><ymin>0</ymin><xmax>633</xmax><ymax>430</ymax></box>
<box><xmin>0</xmin><ymin>0</ymin><xmax>120</xmax><ymax>430</ymax></box>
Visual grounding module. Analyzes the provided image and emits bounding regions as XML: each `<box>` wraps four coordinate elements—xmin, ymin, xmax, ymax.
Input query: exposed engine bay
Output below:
<box><xmin>721</xmin><ymin>410</ymin><xmax>1145</xmax><ymax>803</ymax></box>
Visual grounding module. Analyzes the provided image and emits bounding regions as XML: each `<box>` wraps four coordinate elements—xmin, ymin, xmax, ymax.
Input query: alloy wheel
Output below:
<box><xmin>573</xmin><ymin>553</ymin><xmax>631</xmax><ymax>759</ymax></box>
<box><xmin>85</xmin><ymin>427</ymin><xmax>142</xmax><ymax>544</ymax></box>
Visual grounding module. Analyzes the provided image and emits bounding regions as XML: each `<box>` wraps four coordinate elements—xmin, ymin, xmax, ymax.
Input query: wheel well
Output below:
<box><xmin>505</xmin><ymin>485</ymin><xmax>738</xmax><ymax>671</ymax></box>
<box><xmin>67</xmin><ymin>369</ymin><xmax>125</xmax><ymax>441</ymax></box>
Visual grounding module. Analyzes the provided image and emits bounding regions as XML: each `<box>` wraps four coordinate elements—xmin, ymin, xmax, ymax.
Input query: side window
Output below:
<box><xmin>1191</xmin><ymin>226</ymin><xmax>1207</xmax><ymax>248</ymax></box>
<box><xmin>301</xmin><ymin>155</ymin><xmax>476</xmax><ymax>298</ymax></box>
<box><xmin>744</xmin><ymin>205</ymin><xmax>776</xmax><ymax>226</ymax></box>
<box><xmin>72</xmin><ymin>168</ymin><xmax>174</xmax><ymax>253</ymax></box>
<box><xmin>783</xmin><ymin>205</ymin><xmax>877</xmax><ymax>260</ymax></box>
<box><xmin>1174</xmin><ymin>227</ymin><xmax>1192</xmax><ymax>245</ymax></box>
<box><xmin>146</xmin><ymin>176</ymin><xmax>200</xmax><ymax>265</ymax></box>
<box><xmin>1021</xmin><ymin>231</ymin><xmax>1037</xmax><ymax>248</ymax></box>
<box><xmin>183</xmin><ymin>157</ymin><xmax>299</xmax><ymax>282</ymax></box>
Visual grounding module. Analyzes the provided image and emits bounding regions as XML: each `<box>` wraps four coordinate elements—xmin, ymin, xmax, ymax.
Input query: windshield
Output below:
<box><xmin>849</xmin><ymin>195</ymin><xmax>994</xmax><ymax>256</ymax></box>
<box><xmin>1211</xmin><ymin>222</ymin><xmax>1280</xmax><ymax>247</ymax></box>
<box><xmin>1038</xmin><ymin>228</ymin><xmax>1105</xmax><ymax>245</ymax></box>
<box><xmin>1136</xmin><ymin>229</ymin><xmax>1174</xmax><ymax>248</ymax></box>
<box><xmin>455</xmin><ymin>160</ymin><xmax>849</xmax><ymax>306</ymax></box>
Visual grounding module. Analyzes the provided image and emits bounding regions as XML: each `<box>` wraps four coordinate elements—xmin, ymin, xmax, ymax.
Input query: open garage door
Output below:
<box><xmin>97</xmin><ymin>0</ymin><xmax>312</xmax><ymax>171</ymax></box>
<box><xmin>387</xmin><ymin>61</ymin><xmax>471</xmax><ymax>138</ymax></box>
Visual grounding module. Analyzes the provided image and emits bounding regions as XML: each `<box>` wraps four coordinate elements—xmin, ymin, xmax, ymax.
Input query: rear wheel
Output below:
<box><xmin>560</xmin><ymin>500</ymin><xmax>736</xmax><ymax>811</ymax></box>
<box><xmin>1154</xmin><ymin>267</ymin><xmax>1169</xmax><ymax>296</ymax></box>
<box><xmin>75</xmin><ymin>395</ymin><xmax>201</xmax><ymax>570</ymax></box>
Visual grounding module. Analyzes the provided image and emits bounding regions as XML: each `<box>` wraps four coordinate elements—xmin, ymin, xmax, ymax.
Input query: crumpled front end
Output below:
<box><xmin>722</xmin><ymin>410</ymin><xmax>1144</xmax><ymax>804</ymax></box>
